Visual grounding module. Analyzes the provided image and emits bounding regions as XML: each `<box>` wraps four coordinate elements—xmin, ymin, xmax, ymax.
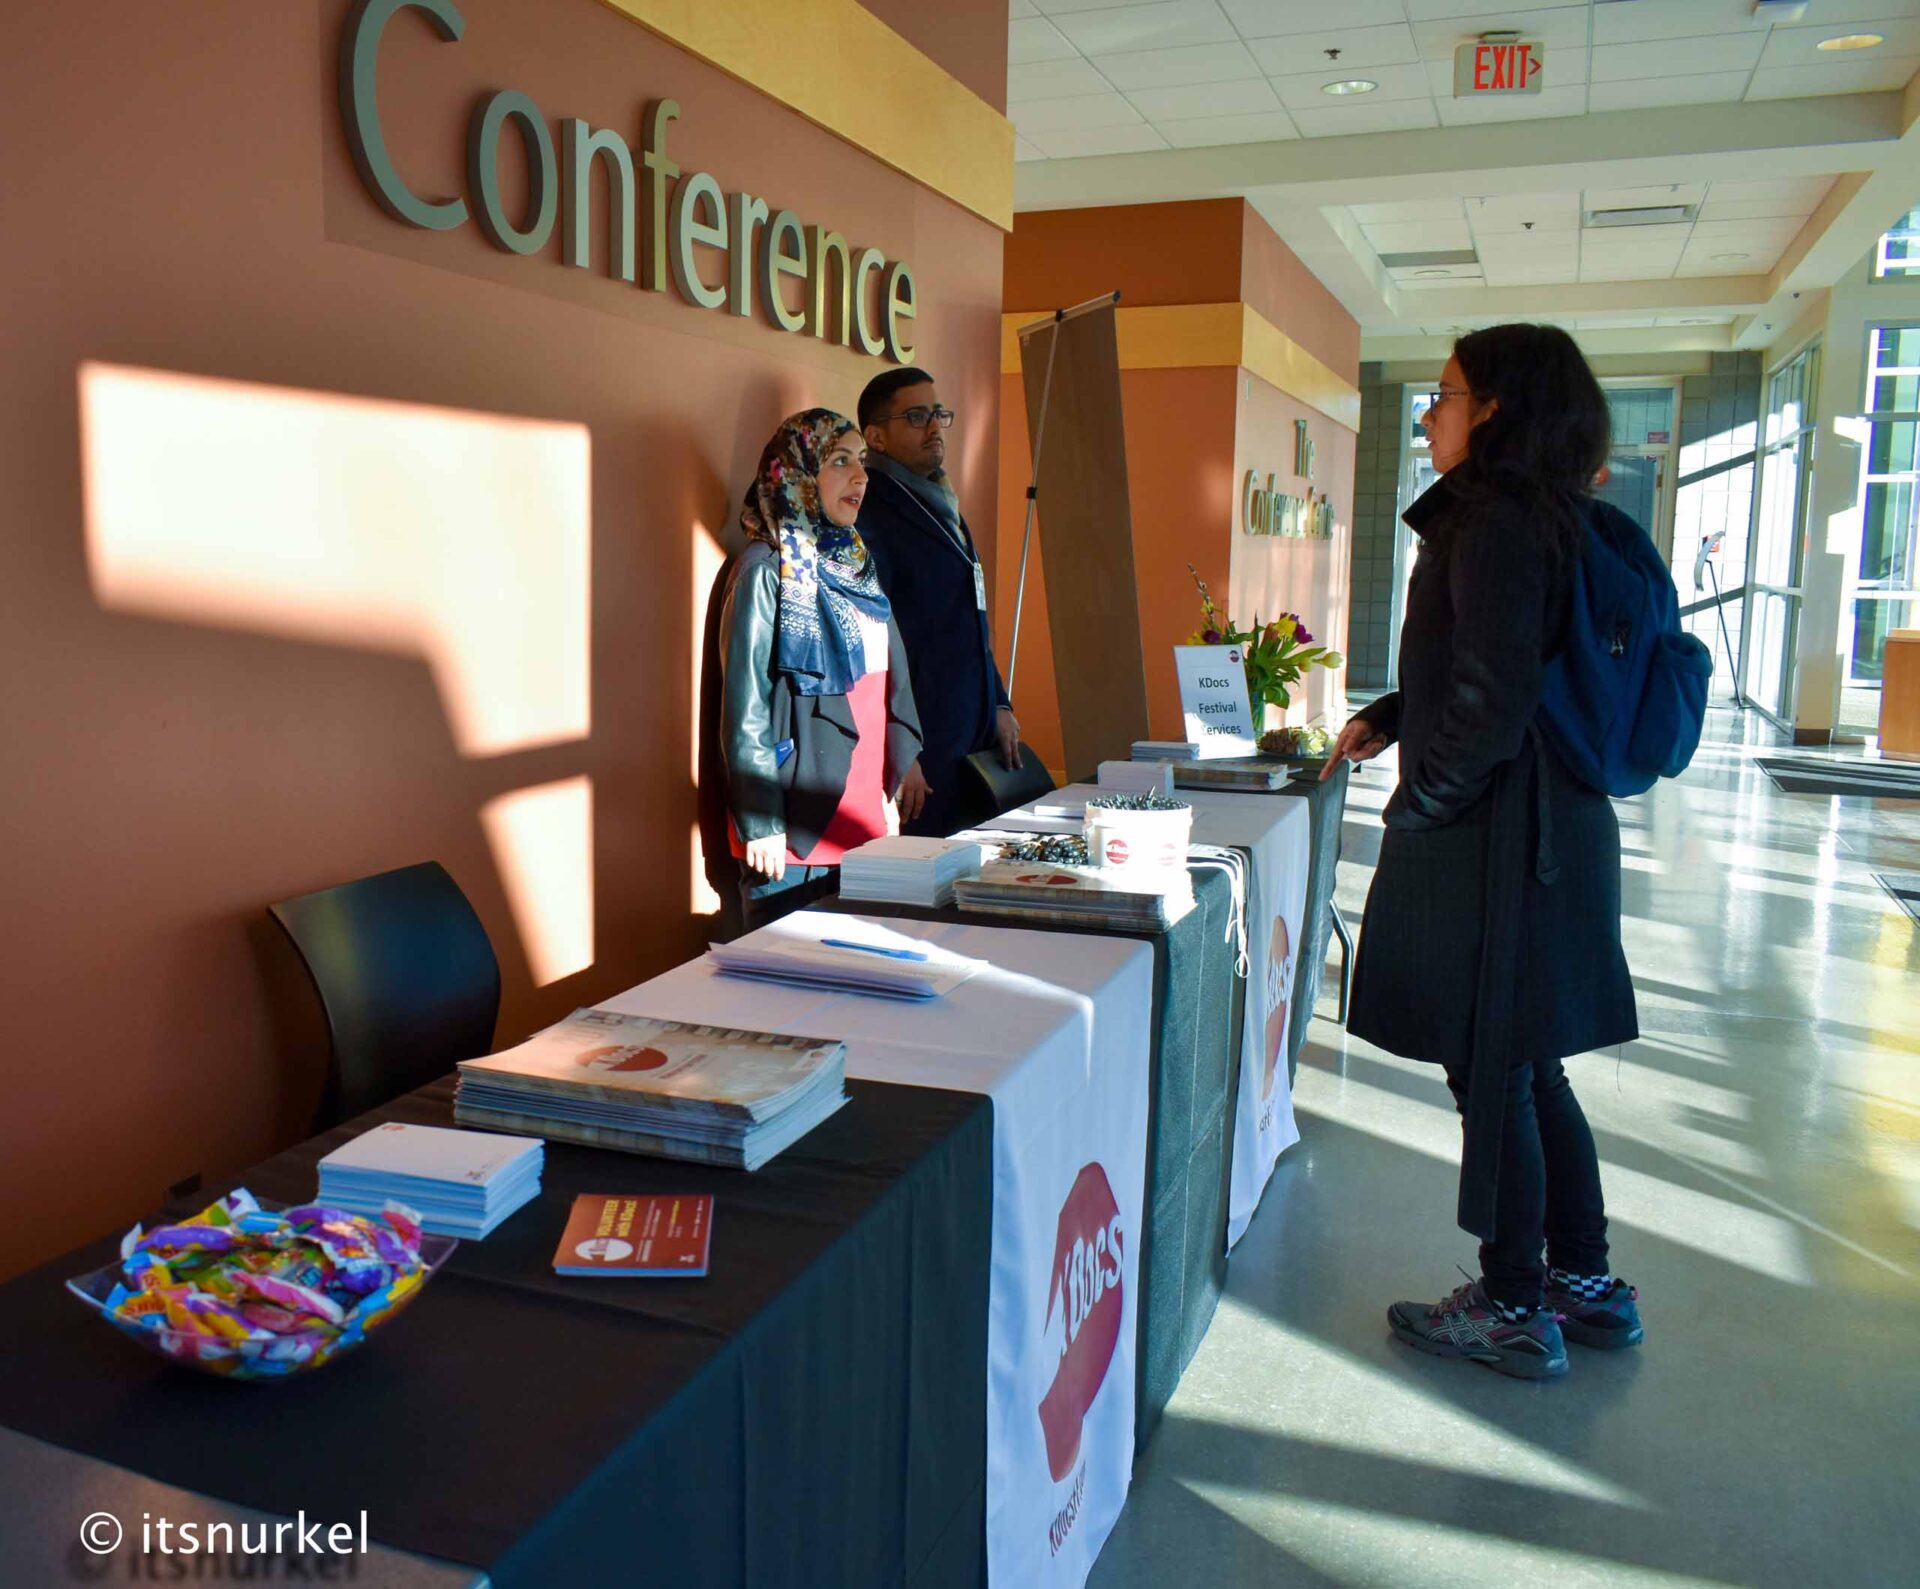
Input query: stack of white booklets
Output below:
<box><xmin>317</xmin><ymin>1122</ymin><xmax>543</xmax><ymax>1239</ymax></box>
<box><xmin>1133</xmin><ymin>739</ymin><xmax>1200</xmax><ymax>760</ymax></box>
<box><xmin>455</xmin><ymin>1009</ymin><xmax>847</xmax><ymax>1171</ymax></box>
<box><xmin>707</xmin><ymin>914</ymin><xmax>983</xmax><ymax>1001</ymax></box>
<box><xmin>839</xmin><ymin>836</ymin><xmax>983</xmax><ymax>907</ymax></box>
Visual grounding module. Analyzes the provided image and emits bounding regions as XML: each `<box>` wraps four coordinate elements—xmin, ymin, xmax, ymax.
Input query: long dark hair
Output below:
<box><xmin>1450</xmin><ymin>323</ymin><xmax>1610</xmax><ymax>568</ymax></box>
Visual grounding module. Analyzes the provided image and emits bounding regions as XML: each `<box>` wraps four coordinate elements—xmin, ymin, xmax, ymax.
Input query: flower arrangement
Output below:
<box><xmin>1185</xmin><ymin>565</ymin><xmax>1342</xmax><ymax>714</ymax></box>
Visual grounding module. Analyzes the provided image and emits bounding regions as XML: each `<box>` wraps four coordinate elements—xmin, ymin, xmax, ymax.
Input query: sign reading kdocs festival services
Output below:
<box><xmin>338</xmin><ymin>0</ymin><xmax>918</xmax><ymax>361</ymax></box>
<box><xmin>1174</xmin><ymin>645</ymin><xmax>1259</xmax><ymax>758</ymax></box>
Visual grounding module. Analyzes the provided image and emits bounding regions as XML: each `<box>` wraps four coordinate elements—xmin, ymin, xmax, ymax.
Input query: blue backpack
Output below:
<box><xmin>1536</xmin><ymin>498</ymin><xmax>1712</xmax><ymax>798</ymax></box>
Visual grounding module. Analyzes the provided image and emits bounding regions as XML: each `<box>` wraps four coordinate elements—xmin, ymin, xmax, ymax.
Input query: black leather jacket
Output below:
<box><xmin>718</xmin><ymin>542</ymin><xmax>923</xmax><ymax>860</ymax></box>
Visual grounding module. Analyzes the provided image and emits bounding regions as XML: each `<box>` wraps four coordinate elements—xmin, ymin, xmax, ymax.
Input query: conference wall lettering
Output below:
<box><xmin>339</xmin><ymin>0</ymin><xmax>919</xmax><ymax>362</ymax></box>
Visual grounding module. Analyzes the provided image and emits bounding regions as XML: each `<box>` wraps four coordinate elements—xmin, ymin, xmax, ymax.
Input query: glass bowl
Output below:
<box><xmin>67</xmin><ymin>1231</ymin><xmax>458</xmax><ymax>1383</ymax></box>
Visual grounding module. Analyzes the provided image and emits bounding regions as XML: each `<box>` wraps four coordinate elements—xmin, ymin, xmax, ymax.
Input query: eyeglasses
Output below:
<box><xmin>882</xmin><ymin>405</ymin><xmax>956</xmax><ymax>429</ymax></box>
<box><xmin>1425</xmin><ymin>387</ymin><xmax>1473</xmax><ymax>409</ymax></box>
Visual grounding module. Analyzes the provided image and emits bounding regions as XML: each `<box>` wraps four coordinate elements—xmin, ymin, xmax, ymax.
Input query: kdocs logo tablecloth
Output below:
<box><xmin>1175</xmin><ymin>791</ymin><xmax>1311</xmax><ymax>1247</ymax></box>
<box><xmin>603</xmin><ymin>910</ymin><xmax>1155</xmax><ymax>1587</ymax></box>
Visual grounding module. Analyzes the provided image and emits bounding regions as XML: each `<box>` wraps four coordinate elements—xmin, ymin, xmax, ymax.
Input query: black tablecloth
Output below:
<box><xmin>820</xmin><ymin>865</ymin><xmax>1243</xmax><ymax>1458</ymax></box>
<box><xmin>0</xmin><ymin>1077</ymin><xmax>992</xmax><ymax>1588</ymax></box>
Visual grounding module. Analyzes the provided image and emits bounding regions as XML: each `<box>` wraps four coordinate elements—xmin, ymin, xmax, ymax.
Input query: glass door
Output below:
<box><xmin>1853</xmin><ymin>328</ymin><xmax>1920</xmax><ymax>712</ymax></box>
<box><xmin>1596</xmin><ymin>383</ymin><xmax>1680</xmax><ymax>560</ymax></box>
<box><xmin>1742</xmin><ymin>346</ymin><xmax>1818</xmax><ymax>725</ymax></box>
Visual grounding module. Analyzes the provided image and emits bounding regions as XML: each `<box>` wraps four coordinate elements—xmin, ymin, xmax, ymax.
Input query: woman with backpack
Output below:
<box><xmin>1323</xmin><ymin>324</ymin><xmax>1644</xmax><ymax>1378</ymax></box>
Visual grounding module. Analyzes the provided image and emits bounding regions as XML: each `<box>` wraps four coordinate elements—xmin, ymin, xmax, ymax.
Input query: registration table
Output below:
<box><xmin>608</xmin><ymin>913</ymin><xmax>1156</xmax><ymax>1588</ymax></box>
<box><xmin>0</xmin><ymin>1075</ymin><xmax>993</xmax><ymax>1587</ymax></box>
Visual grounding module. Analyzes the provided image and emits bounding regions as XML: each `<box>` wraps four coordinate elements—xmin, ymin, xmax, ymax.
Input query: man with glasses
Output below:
<box><xmin>856</xmin><ymin>367</ymin><xmax>1021</xmax><ymax>835</ymax></box>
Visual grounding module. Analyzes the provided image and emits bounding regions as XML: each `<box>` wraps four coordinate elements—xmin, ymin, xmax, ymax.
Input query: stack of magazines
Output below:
<box><xmin>455</xmin><ymin>1010</ymin><xmax>847</xmax><ymax>1171</ymax></box>
<box><xmin>316</xmin><ymin>1122</ymin><xmax>543</xmax><ymax>1239</ymax></box>
<box><xmin>839</xmin><ymin>836</ymin><xmax>983</xmax><ymax>908</ymax></box>
<box><xmin>952</xmin><ymin>839</ymin><xmax>1195</xmax><ymax>930</ymax></box>
<box><xmin>1170</xmin><ymin>756</ymin><xmax>1289</xmax><ymax>791</ymax></box>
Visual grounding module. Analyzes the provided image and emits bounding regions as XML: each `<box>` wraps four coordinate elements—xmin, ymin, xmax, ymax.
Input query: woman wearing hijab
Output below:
<box><xmin>1323</xmin><ymin>324</ymin><xmax>1642</xmax><ymax>1379</ymax></box>
<box><xmin>717</xmin><ymin>409</ymin><xmax>927</xmax><ymax>932</ymax></box>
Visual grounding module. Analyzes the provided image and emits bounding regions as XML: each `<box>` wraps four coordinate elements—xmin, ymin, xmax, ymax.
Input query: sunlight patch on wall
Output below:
<box><xmin>79</xmin><ymin>362</ymin><xmax>590</xmax><ymax>757</ymax></box>
<box><xmin>481</xmin><ymin>776</ymin><xmax>594</xmax><ymax>986</ymax></box>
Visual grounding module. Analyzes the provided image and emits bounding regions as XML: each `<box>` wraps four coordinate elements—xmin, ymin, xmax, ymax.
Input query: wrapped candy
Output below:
<box><xmin>95</xmin><ymin>1189</ymin><xmax>430</xmax><ymax>1380</ymax></box>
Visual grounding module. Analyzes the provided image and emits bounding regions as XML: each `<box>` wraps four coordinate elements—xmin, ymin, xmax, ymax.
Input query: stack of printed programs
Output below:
<box><xmin>706</xmin><ymin>914</ymin><xmax>984</xmax><ymax>1000</ymax></box>
<box><xmin>839</xmin><ymin>836</ymin><xmax>983</xmax><ymax>908</ymax></box>
<box><xmin>454</xmin><ymin>1010</ymin><xmax>847</xmax><ymax>1171</ymax></box>
<box><xmin>316</xmin><ymin>1122</ymin><xmax>543</xmax><ymax>1239</ymax></box>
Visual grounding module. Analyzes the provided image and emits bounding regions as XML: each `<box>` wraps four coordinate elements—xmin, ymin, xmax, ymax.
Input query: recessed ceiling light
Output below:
<box><xmin>1712</xmin><ymin>252</ymin><xmax>1750</xmax><ymax>262</ymax></box>
<box><xmin>1817</xmin><ymin>33</ymin><xmax>1884</xmax><ymax>51</ymax></box>
<box><xmin>1323</xmin><ymin>79</ymin><xmax>1378</xmax><ymax>95</ymax></box>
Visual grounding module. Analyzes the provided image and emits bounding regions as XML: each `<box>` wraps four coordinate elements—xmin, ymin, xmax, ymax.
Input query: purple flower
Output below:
<box><xmin>1203</xmin><ymin>628</ymin><xmax>1222</xmax><ymax>644</ymax></box>
<box><xmin>1296</xmin><ymin>625</ymin><xmax>1314</xmax><ymax>645</ymax></box>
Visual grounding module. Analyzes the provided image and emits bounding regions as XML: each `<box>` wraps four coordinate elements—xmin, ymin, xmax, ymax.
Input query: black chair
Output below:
<box><xmin>269</xmin><ymin>861</ymin><xmax>500</xmax><ymax>1129</ymax></box>
<box><xmin>959</xmin><ymin>741</ymin><xmax>1058</xmax><ymax>824</ymax></box>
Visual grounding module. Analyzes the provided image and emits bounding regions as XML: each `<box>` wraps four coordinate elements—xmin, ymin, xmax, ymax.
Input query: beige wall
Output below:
<box><xmin>0</xmin><ymin>0</ymin><xmax>1006</xmax><ymax>1278</ymax></box>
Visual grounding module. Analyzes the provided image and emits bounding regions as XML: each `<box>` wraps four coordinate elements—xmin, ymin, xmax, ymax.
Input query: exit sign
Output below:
<box><xmin>1454</xmin><ymin>38</ymin><xmax>1545</xmax><ymax>96</ymax></box>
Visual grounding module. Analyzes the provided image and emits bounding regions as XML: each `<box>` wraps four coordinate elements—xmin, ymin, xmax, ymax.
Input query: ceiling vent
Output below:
<box><xmin>1583</xmin><ymin>204</ymin><xmax>1698</xmax><ymax>228</ymax></box>
<box><xmin>1377</xmin><ymin>249</ymin><xmax>1480</xmax><ymax>268</ymax></box>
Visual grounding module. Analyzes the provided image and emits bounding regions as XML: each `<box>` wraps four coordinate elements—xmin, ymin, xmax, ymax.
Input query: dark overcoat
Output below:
<box><xmin>856</xmin><ymin>468</ymin><xmax>1008</xmax><ymax>835</ymax></box>
<box><xmin>1347</xmin><ymin>475</ymin><xmax>1638</xmax><ymax>1233</ymax></box>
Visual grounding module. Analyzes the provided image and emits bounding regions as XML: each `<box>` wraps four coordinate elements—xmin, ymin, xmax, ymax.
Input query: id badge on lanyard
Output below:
<box><xmin>972</xmin><ymin>559</ymin><xmax>987</xmax><ymax>611</ymax></box>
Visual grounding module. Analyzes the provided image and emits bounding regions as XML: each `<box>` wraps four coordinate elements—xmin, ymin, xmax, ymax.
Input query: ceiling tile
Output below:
<box><xmin>1403</xmin><ymin>0</ymin><xmax>1570</xmax><ymax>19</ymax></box>
<box><xmin>1437</xmin><ymin>82</ymin><xmax>1588</xmax><ymax>123</ymax></box>
<box><xmin>1157</xmin><ymin>109</ymin><xmax>1303</xmax><ymax>145</ymax></box>
<box><xmin>1746</xmin><ymin>56</ymin><xmax>1920</xmax><ymax>98</ymax></box>
<box><xmin>1090</xmin><ymin>40</ymin><xmax>1265</xmax><ymax>89</ymax></box>
<box><xmin>1584</xmin><ymin>182</ymin><xmax>1709</xmax><ymax>210</ymax></box>
<box><xmin>1586</xmin><ymin>71</ymin><xmax>1751</xmax><ymax>110</ymax></box>
<box><xmin>1036</xmin><ymin>0</ymin><xmax>1175</xmax><ymax>12</ymax></box>
<box><xmin>1222</xmin><ymin>0</ymin><xmax>1414</xmax><ymax>39</ymax></box>
<box><xmin>1009</xmin><ymin>18</ymin><xmax>1081</xmax><ymax>65</ymax></box>
<box><xmin>1484</xmin><ymin>263</ymin><xmax>1579</xmax><ymax>285</ymax></box>
<box><xmin>1591</xmin><ymin>33</ymin><xmax>1768</xmax><ymax>80</ymax></box>
<box><xmin>1581</xmin><ymin>223</ymin><xmax>1695</xmax><ymax>248</ymax></box>
<box><xmin>1675</xmin><ymin>255</ymin><xmax>1770</xmax><ymax>277</ymax></box>
<box><xmin>1477</xmin><ymin>233</ymin><xmax>1580</xmax><ymax>262</ymax></box>
<box><xmin>1051</xmin><ymin>0</ymin><xmax>1237</xmax><ymax>54</ymax></box>
<box><xmin>1364</xmin><ymin>218</ymin><xmax>1476</xmax><ymax>251</ymax></box>
<box><xmin>1409</xmin><ymin>6</ymin><xmax>1594</xmax><ymax>59</ymax></box>
<box><xmin>1687</xmin><ymin>216</ymin><xmax>1809</xmax><ymax>244</ymax></box>
<box><xmin>1698</xmin><ymin>197</ymin><xmax>1822</xmax><ymax>222</ymax></box>
<box><xmin>1469</xmin><ymin>191</ymin><xmax>1582</xmax><ymax>232</ymax></box>
<box><xmin>1011</xmin><ymin>0</ymin><xmax>1040</xmax><ymax>16</ymax></box>
<box><xmin>1026</xmin><ymin>123</ymin><xmax>1173</xmax><ymax>159</ymax></box>
<box><xmin>1708</xmin><ymin>176</ymin><xmax>1837</xmax><ymax>206</ymax></box>
<box><xmin>1592</xmin><ymin>0</ymin><xmax>1769</xmax><ymax>46</ymax></box>
<box><xmin>1796</xmin><ymin>0</ymin><xmax>1920</xmax><ymax>22</ymax></box>
<box><xmin>1578</xmin><ymin>261</ymin><xmax>1679</xmax><ymax>281</ymax></box>
<box><xmin>1273</xmin><ymin>60</ymin><xmax>1435</xmax><ymax>107</ymax></box>
<box><xmin>1129</xmin><ymin>77</ymin><xmax>1282</xmax><ymax>119</ymax></box>
<box><xmin>1349</xmin><ymin>198</ymin><xmax>1469</xmax><ymax>223</ymax></box>
<box><xmin>1292</xmin><ymin>97</ymin><xmax>1442</xmax><ymax>136</ymax></box>
<box><xmin>1014</xmin><ymin>135</ymin><xmax>1049</xmax><ymax>161</ymax></box>
<box><xmin>1012</xmin><ymin>93</ymin><xmax>1146</xmax><ymax>133</ymax></box>
<box><xmin>1009</xmin><ymin>59</ymin><xmax>1116</xmax><ymax>102</ymax></box>
<box><xmin>1247</xmin><ymin>24</ymin><xmax>1420</xmax><ymax>75</ymax></box>
<box><xmin>1760</xmin><ymin>17</ymin><xmax>1920</xmax><ymax>66</ymax></box>
<box><xmin>1655</xmin><ymin>315</ymin><xmax>1734</xmax><ymax>326</ymax></box>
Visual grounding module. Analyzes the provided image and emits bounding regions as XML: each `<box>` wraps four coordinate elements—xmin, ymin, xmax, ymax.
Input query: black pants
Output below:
<box><xmin>718</xmin><ymin>863</ymin><xmax>835</xmax><ymax>942</ymax></box>
<box><xmin>1440</xmin><ymin>1054</ymin><xmax>1610</xmax><ymax>1308</ymax></box>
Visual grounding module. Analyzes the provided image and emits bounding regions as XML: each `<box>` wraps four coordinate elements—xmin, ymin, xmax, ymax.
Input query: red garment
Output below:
<box><xmin>728</xmin><ymin>663</ymin><xmax>891</xmax><ymax>868</ymax></box>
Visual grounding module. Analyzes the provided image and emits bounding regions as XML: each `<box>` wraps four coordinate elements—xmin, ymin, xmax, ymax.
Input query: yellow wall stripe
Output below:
<box><xmin>593</xmin><ymin>0</ymin><xmax>1015</xmax><ymax>230</ymax></box>
<box><xmin>1002</xmin><ymin>303</ymin><xmax>1362</xmax><ymax>431</ymax></box>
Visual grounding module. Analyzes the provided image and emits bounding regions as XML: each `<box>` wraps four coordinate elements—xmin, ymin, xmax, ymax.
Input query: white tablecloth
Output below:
<box><xmin>982</xmin><ymin>783</ymin><xmax>1312</xmax><ymax>1247</ymax></box>
<box><xmin>600</xmin><ymin>909</ymin><xmax>1155</xmax><ymax>1588</ymax></box>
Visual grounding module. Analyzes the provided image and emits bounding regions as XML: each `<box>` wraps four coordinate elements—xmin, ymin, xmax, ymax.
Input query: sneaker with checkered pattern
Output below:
<box><xmin>1543</xmin><ymin>1276</ymin><xmax>1643</xmax><ymax>1349</ymax></box>
<box><xmin>1387</xmin><ymin>1279</ymin><xmax>1569</xmax><ymax>1380</ymax></box>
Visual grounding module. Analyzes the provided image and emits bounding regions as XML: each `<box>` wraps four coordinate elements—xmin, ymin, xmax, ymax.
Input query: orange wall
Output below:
<box><xmin>998</xmin><ymin>201</ymin><xmax>1357</xmax><ymax>771</ymax></box>
<box><xmin>0</xmin><ymin>0</ymin><xmax>1005</xmax><ymax>1279</ymax></box>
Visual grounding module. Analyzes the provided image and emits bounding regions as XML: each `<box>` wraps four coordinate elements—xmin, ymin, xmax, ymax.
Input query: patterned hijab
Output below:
<box><xmin>740</xmin><ymin>409</ymin><xmax>892</xmax><ymax>698</ymax></box>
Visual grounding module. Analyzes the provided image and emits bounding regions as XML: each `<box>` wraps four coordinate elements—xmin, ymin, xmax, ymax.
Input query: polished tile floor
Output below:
<box><xmin>1095</xmin><ymin>712</ymin><xmax>1920</xmax><ymax>1588</ymax></box>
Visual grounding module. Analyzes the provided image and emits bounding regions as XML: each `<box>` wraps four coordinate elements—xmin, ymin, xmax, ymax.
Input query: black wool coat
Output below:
<box><xmin>856</xmin><ymin>468</ymin><xmax>1008</xmax><ymax>836</ymax></box>
<box><xmin>1347</xmin><ymin>476</ymin><xmax>1638</xmax><ymax>1230</ymax></box>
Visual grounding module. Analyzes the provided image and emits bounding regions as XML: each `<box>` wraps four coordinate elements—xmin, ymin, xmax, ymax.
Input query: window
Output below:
<box><xmin>1874</xmin><ymin>206</ymin><xmax>1920</xmax><ymax>279</ymax></box>
<box><xmin>1743</xmin><ymin>347</ymin><xmax>1819</xmax><ymax>722</ymax></box>
<box><xmin>1855</xmin><ymin>327</ymin><xmax>1920</xmax><ymax>685</ymax></box>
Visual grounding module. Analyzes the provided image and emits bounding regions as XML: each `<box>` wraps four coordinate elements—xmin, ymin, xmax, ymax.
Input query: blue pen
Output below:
<box><xmin>821</xmin><ymin>938</ymin><xmax>930</xmax><ymax>962</ymax></box>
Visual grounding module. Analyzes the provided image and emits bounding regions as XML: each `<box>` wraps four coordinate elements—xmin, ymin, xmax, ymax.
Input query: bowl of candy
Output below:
<box><xmin>67</xmin><ymin>1189</ymin><xmax>455</xmax><ymax>1382</ymax></box>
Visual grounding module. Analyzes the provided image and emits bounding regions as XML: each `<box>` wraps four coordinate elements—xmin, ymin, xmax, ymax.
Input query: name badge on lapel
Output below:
<box><xmin>973</xmin><ymin>560</ymin><xmax>987</xmax><ymax>611</ymax></box>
